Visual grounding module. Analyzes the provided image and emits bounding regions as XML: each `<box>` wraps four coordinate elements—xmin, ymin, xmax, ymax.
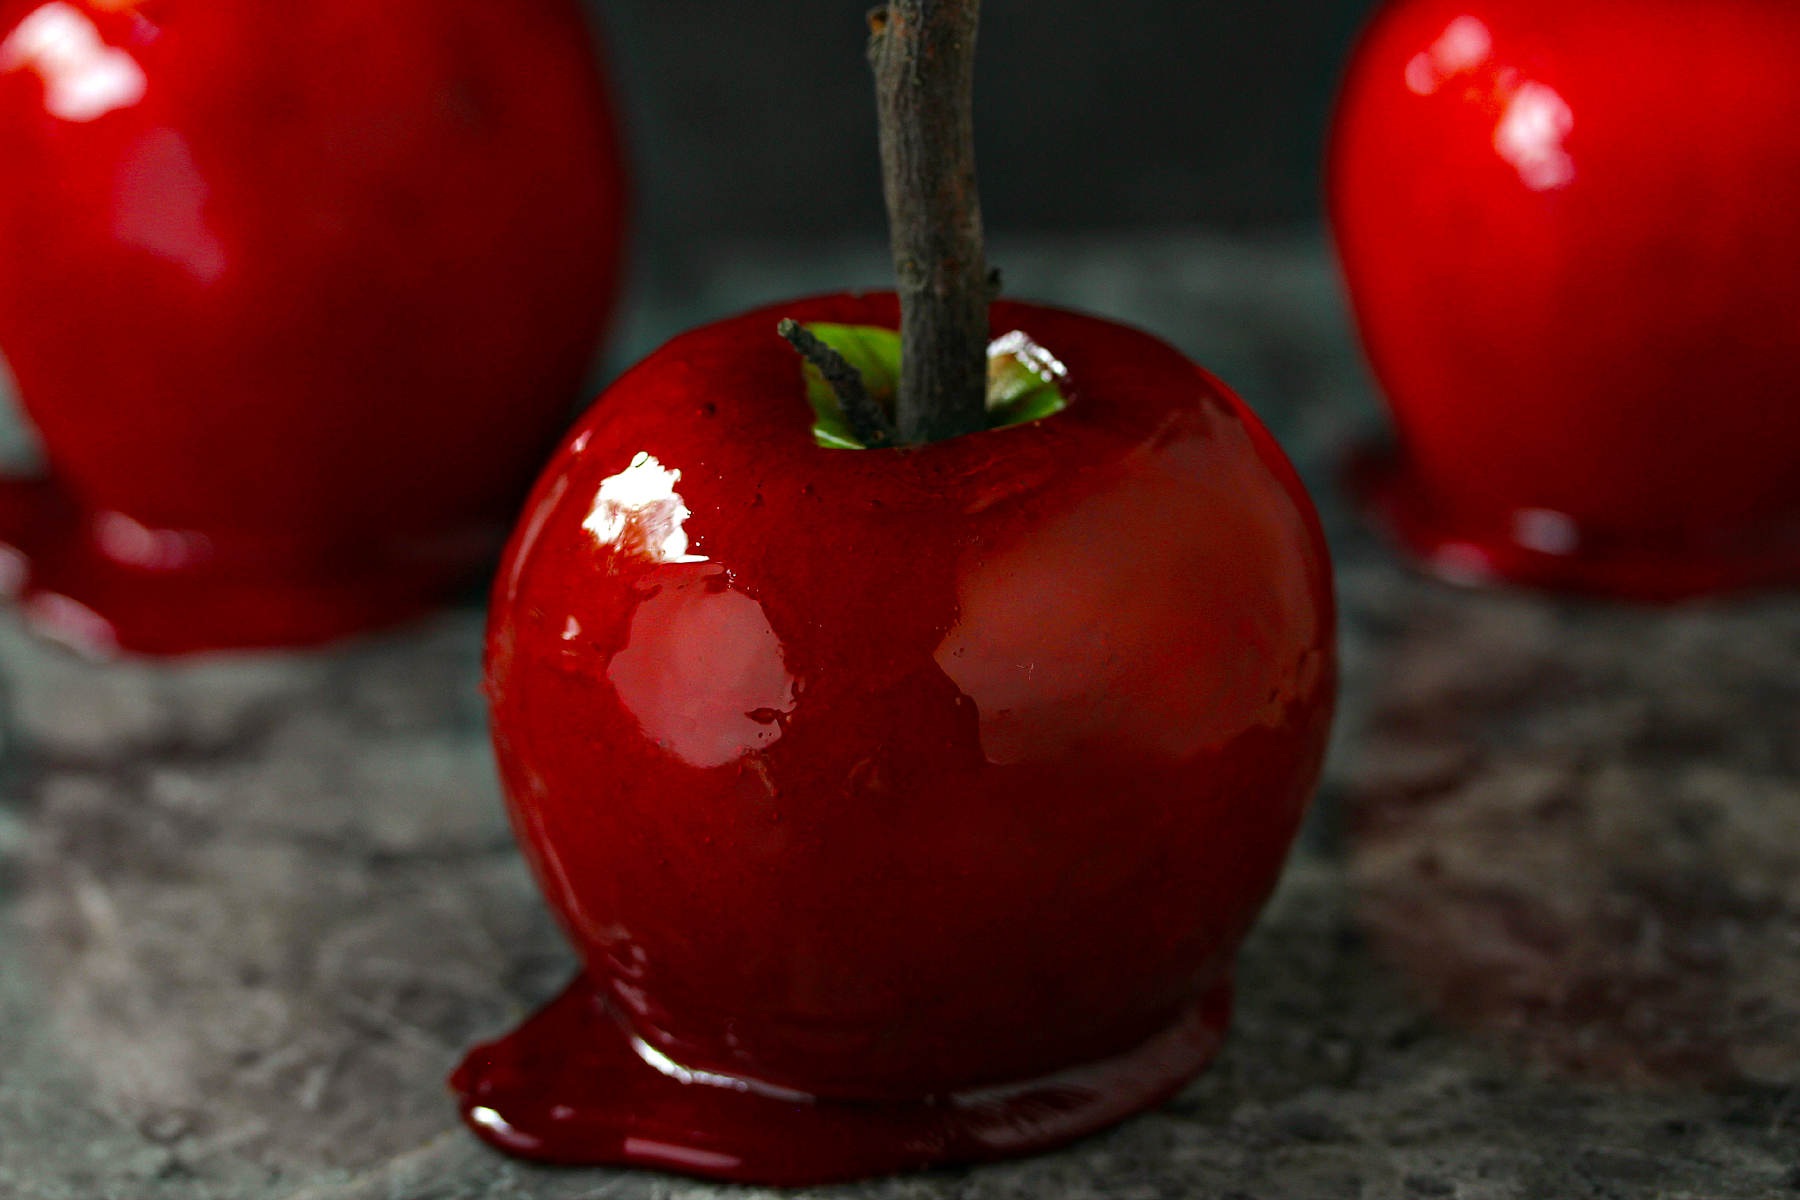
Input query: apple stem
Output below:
<box><xmin>868</xmin><ymin>0</ymin><xmax>993</xmax><ymax>446</ymax></box>
<box><xmin>777</xmin><ymin>319</ymin><xmax>899</xmax><ymax>448</ymax></box>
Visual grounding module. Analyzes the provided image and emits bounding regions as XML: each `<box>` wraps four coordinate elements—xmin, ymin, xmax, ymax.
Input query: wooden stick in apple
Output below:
<box><xmin>868</xmin><ymin>0</ymin><xmax>992</xmax><ymax>445</ymax></box>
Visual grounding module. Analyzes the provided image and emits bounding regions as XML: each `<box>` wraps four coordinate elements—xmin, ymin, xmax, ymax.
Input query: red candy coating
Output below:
<box><xmin>0</xmin><ymin>0</ymin><xmax>625</xmax><ymax>653</ymax></box>
<box><xmin>460</xmin><ymin>294</ymin><xmax>1336</xmax><ymax>1183</ymax></box>
<box><xmin>1332</xmin><ymin>0</ymin><xmax>1800</xmax><ymax>598</ymax></box>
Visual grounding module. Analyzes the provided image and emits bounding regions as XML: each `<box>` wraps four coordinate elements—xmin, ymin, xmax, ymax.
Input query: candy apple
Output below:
<box><xmin>452</xmin><ymin>290</ymin><xmax>1336</xmax><ymax>1184</ymax></box>
<box><xmin>1331</xmin><ymin>0</ymin><xmax>1800</xmax><ymax>599</ymax></box>
<box><xmin>454</xmin><ymin>0</ymin><xmax>1335</xmax><ymax>1183</ymax></box>
<box><xmin>0</xmin><ymin>0</ymin><xmax>624</xmax><ymax>654</ymax></box>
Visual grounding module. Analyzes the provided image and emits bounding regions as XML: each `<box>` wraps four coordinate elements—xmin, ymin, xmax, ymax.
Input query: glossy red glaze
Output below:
<box><xmin>1331</xmin><ymin>0</ymin><xmax>1800</xmax><ymax>599</ymax></box>
<box><xmin>459</xmin><ymin>294</ymin><xmax>1337</xmax><ymax>1183</ymax></box>
<box><xmin>454</xmin><ymin>972</ymin><xmax>1233</xmax><ymax>1186</ymax></box>
<box><xmin>0</xmin><ymin>0</ymin><xmax>624</xmax><ymax>654</ymax></box>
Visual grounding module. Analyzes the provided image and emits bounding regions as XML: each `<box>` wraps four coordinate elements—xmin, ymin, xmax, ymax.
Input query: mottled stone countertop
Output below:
<box><xmin>4</xmin><ymin>234</ymin><xmax>1798</xmax><ymax>1199</ymax></box>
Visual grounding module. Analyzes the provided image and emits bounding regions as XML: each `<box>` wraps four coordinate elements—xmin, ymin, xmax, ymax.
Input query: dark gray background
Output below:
<box><xmin>592</xmin><ymin>0</ymin><xmax>1382</xmax><ymax>250</ymax></box>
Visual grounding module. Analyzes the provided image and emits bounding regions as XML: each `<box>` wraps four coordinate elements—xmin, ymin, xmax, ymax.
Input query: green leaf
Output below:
<box><xmin>797</xmin><ymin>323</ymin><xmax>1070</xmax><ymax>449</ymax></box>
<box><xmin>799</xmin><ymin>324</ymin><xmax>902</xmax><ymax>449</ymax></box>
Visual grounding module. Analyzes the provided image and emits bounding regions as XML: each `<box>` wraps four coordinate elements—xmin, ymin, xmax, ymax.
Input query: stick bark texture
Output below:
<box><xmin>777</xmin><ymin>319</ymin><xmax>898</xmax><ymax>448</ymax></box>
<box><xmin>868</xmin><ymin>0</ymin><xmax>991</xmax><ymax>445</ymax></box>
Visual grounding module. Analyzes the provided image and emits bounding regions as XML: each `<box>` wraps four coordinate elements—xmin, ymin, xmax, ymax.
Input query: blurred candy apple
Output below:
<box><xmin>1332</xmin><ymin>0</ymin><xmax>1800</xmax><ymax>598</ymax></box>
<box><xmin>0</xmin><ymin>0</ymin><xmax>625</xmax><ymax>653</ymax></box>
<box><xmin>452</xmin><ymin>2</ymin><xmax>1335</xmax><ymax>1183</ymax></box>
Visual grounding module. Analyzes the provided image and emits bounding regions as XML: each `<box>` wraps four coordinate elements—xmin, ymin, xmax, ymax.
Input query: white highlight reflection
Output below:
<box><xmin>620</xmin><ymin>1138</ymin><xmax>744</xmax><ymax>1172</ymax></box>
<box><xmin>608</xmin><ymin>565</ymin><xmax>796</xmax><ymax>768</ymax></box>
<box><xmin>1512</xmin><ymin>507</ymin><xmax>1579</xmax><ymax>555</ymax></box>
<box><xmin>1495</xmin><ymin>81</ymin><xmax>1575</xmax><ymax>191</ymax></box>
<box><xmin>0</xmin><ymin>2</ymin><xmax>145</xmax><ymax>121</ymax></box>
<box><xmin>1404</xmin><ymin>15</ymin><xmax>1576</xmax><ymax>192</ymax></box>
<box><xmin>988</xmin><ymin>329</ymin><xmax>1068</xmax><ymax>382</ymax></box>
<box><xmin>112</xmin><ymin>128</ymin><xmax>228</xmax><ymax>284</ymax></box>
<box><xmin>467</xmin><ymin>1106</ymin><xmax>517</xmax><ymax>1137</ymax></box>
<box><xmin>1405</xmin><ymin>15</ymin><xmax>1492</xmax><ymax>95</ymax></box>
<box><xmin>628</xmin><ymin>1034</ymin><xmax>813</xmax><ymax>1102</ymax></box>
<box><xmin>92</xmin><ymin>510</ymin><xmax>211</xmax><ymax>570</ymax></box>
<box><xmin>24</xmin><ymin>590</ymin><xmax>118</xmax><ymax>659</ymax></box>
<box><xmin>584</xmin><ymin>452</ymin><xmax>708</xmax><ymax>564</ymax></box>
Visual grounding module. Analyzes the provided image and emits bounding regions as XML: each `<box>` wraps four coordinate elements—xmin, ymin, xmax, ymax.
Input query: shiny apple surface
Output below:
<box><xmin>1331</xmin><ymin>0</ymin><xmax>1800</xmax><ymax>598</ymax></box>
<box><xmin>0</xmin><ymin>0</ymin><xmax>624</xmax><ymax>653</ymax></box>
<box><xmin>459</xmin><ymin>294</ymin><xmax>1337</xmax><ymax>1182</ymax></box>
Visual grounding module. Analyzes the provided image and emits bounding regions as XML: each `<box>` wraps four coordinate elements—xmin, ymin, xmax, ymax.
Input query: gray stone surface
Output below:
<box><xmin>4</xmin><ymin>235</ymin><xmax>1799</xmax><ymax>1199</ymax></box>
<box><xmin>1349</xmin><ymin>576</ymin><xmax>1800</xmax><ymax>1089</ymax></box>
